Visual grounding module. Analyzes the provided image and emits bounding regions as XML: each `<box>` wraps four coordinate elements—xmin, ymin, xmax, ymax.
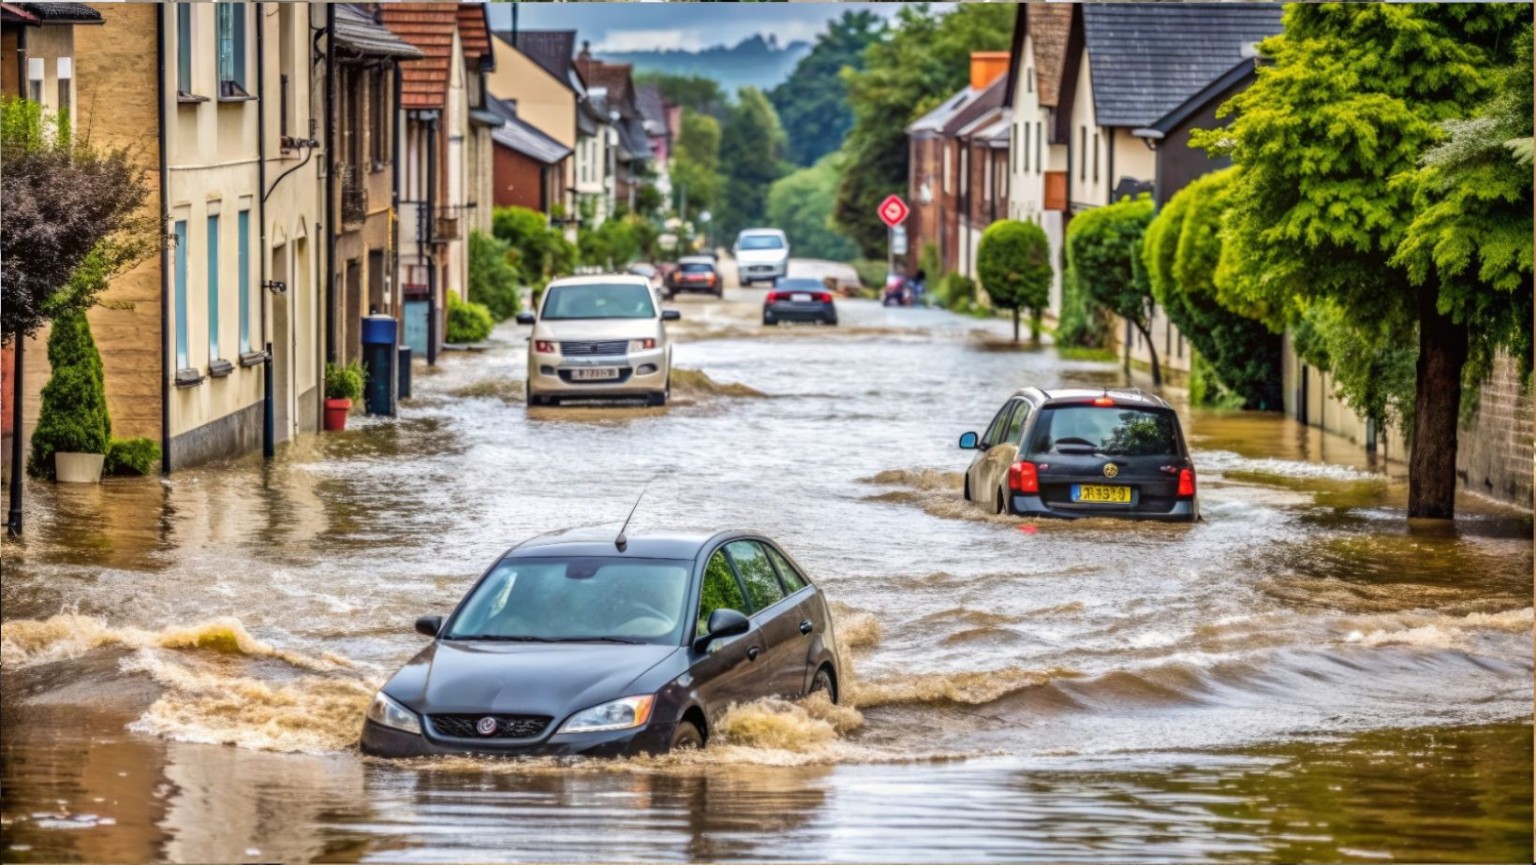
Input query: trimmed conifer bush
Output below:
<box><xmin>27</xmin><ymin>308</ymin><xmax>111</xmax><ymax>479</ymax></box>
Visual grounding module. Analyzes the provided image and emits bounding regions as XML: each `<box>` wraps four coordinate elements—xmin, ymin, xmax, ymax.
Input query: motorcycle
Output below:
<box><xmin>881</xmin><ymin>275</ymin><xmax>912</xmax><ymax>307</ymax></box>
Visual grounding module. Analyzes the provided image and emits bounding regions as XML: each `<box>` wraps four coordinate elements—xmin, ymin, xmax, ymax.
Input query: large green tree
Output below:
<box><xmin>1064</xmin><ymin>195</ymin><xmax>1162</xmax><ymax>384</ymax></box>
<box><xmin>765</xmin><ymin>154</ymin><xmax>859</xmax><ymax>261</ymax></box>
<box><xmin>834</xmin><ymin>3</ymin><xmax>1013</xmax><ymax>257</ymax></box>
<box><xmin>769</xmin><ymin>10</ymin><xmax>886</xmax><ymax>167</ymax></box>
<box><xmin>1203</xmin><ymin>3</ymin><xmax>1528</xmax><ymax>519</ymax></box>
<box><xmin>717</xmin><ymin>87</ymin><xmax>788</xmax><ymax>242</ymax></box>
<box><xmin>633</xmin><ymin>72</ymin><xmax>728</xmax><ymax>120</ymax></box>
<box><xmin>671</xmin><ymin>108</ymin><xmax>724</xmax><ymax>221</ymax></box>
<box><xmin>1142</xmin><ymin>169</ymin><xmax>1282</xmax><ymax>410</ymax></box>
<box><xmin>976</xmin><ymin>219</ymin><xmax>1052</xmax><ymax>344</ymax></box>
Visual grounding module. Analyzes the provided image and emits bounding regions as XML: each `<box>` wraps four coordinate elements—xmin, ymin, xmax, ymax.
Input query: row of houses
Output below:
<box><xmin>1</xmin><ymin>3</ymin><xmax>674</xmax><ymax>477</ymax></box>
<box><xmin>906</xmin><ymin>2</ymin><xmax>1531</xmax><ymax>507</ymax></box>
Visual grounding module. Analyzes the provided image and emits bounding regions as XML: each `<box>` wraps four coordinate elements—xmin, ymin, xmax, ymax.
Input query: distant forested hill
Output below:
<box><xmin>599</xmin><ymin>34</ymin><xmax>811</xmax><ymax>94</ymax></box>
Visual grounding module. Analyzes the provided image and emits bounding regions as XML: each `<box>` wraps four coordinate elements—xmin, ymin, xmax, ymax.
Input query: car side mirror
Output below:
<box><xmin>662</xmin><ymin>309</ymin><xmax>681</xmax><ymax>321</ymax></box>
<box><xmin>515</xmin><ymin>312</ymin><xmax>536</xmax><ymax>325</ymax></box>
<box><xmin>694</xmin><ymin>608</ymin><xmax>749</xmax><ymax>652</ymax></box>
<box><xmin>959</xmin><ymin>431</ymin><xmax>979</xmax><ymax>450</ymax></box>
<box><xmin>415</xmin><ymin>615</ymin><xmax>443</xmax><ymax>637</ymax></box>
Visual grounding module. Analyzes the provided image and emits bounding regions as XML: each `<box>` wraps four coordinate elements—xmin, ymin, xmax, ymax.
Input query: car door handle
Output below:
<box><xmin>799</xmin><ymin>620</ymin><xmax>814</xmax><ymax>635</ymax></box>
<box><xmin>747</xmin><ymin>645</ymin><xmax>761</xmax><ymax>661</ymax></box>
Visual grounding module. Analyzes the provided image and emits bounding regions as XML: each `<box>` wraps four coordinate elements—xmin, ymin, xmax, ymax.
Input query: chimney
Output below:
<box><xmin>579</xmin><ymin>40</ymin><xmax>592</xmax><ymax>60</ymax></box>
<box><xmin>970</xmin><ymin>51</ymin><xmax>1010</xmax><ymax>90</ymax></box>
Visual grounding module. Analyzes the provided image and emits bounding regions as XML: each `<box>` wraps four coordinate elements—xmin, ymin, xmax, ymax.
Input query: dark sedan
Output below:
<box><xmin>959</xmin><ymin>387</ymin><xmax>1199</xmax><ymax>522</ymax></box>
<box><xmin>763</xmin><ymin>278</ymin><xmax>837</xmax><ymax>326</ymax></box>
<box><xmin>361</xmin><ymin>528</ymin><xmax>844</xmax><ymax>758</ymax></box>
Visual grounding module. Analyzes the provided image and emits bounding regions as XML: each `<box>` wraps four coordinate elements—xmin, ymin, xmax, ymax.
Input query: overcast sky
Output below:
<box><xmin>485</xmin><ymin>3</ymin><xmax>924</xmax><ymax>53</ymax></box>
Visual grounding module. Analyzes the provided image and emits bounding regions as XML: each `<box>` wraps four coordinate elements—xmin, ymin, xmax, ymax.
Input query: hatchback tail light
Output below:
<box><xmin>1008</xmin><ymin>461</ymin><xmax>1039</xmax><ymax>494</ymax></box>
<box><xmin>1177</xmin><ymin>467</ymin><xmax>1197</xmax><ymax>498</ymax></box>
<box><xmin>534</xmin><ymin>340</ymin><xmax>556</xmax><ymax>354</ymax></box>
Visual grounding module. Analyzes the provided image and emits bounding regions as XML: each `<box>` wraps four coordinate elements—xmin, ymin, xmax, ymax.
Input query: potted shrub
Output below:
<box><xmin>324</xmin><ymin>360</ymin><xmax>364</xmax><ymax>431</ymax></box>
<box><xmin>28</xmin><ymin>309</ymin><xmax>111</xmax><ymax>483</ymax></box>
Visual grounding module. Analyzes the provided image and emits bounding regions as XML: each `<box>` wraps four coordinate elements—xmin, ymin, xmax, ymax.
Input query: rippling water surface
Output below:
<box><xmin>2</xmin><ymin>285</ymin><xmax>1530</xmax><ymax>862</ymax></box>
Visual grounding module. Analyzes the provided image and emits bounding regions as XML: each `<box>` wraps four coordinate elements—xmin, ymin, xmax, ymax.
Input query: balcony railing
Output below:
<box><xmin>340</xmin><ymin>165</ymin><xmax>367</xmax><ymax>226</ymax></box>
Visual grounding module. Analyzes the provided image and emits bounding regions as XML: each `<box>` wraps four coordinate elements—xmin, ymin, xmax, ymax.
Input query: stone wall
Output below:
<box><xmin>1457</xmin><ymin>353</ymin><xmax>1533</xmax><ymax>508</ymax></box>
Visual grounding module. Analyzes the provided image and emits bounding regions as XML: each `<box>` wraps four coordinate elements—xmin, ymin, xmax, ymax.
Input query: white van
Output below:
<box><xmin>733</xmin><ymin>228</ymin><xmax>790</xmax><ymax>286</ymax></box>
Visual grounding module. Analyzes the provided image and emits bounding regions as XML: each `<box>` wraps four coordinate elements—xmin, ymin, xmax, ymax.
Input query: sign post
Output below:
<box><xmin>878</xmin><ymin>194</ymin><xmax>910</xmax><ymax>279</ymax></box>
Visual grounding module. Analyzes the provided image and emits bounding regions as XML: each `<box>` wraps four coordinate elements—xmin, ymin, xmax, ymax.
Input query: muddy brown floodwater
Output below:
<box><xmin>2</xmin><ymin>285</ymin><xmax>1531</xmax><ymax>862</ymax></box>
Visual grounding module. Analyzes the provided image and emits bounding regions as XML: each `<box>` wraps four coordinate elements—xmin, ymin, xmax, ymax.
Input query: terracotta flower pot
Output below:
<box><xmin>54</xmin><ymin>451</ymin><xmax>105</xmax><ymax>483</ymax></box>
<box><xmin>324</xmin><ymin>398</ymin><xmax>353</xmax><ymax>431</ymax></box>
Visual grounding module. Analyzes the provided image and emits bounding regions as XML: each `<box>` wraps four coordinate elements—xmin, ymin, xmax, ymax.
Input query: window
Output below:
<box><xmin>943</xmin><ymin>145</ymin><xmax>952</xmax><ymax>194</ymax></box>
<box><xmin>764</xmin><ymin>546</ymin><xmax>808</xmax><ymax>594</ymax></box>
<box><xmin>216</xmin><ymin>2</ymin><xmax>248</xmax><ymax>98</ymax></box>
<box><xmin>1093</xmin><ymin>130</ymin><xmax>1101</xmax><ymax>184</ymax></box>
<box><xmin>727</xmin><ymin>541</ymin><xmax>785</xmax><ymax>612</ymax></box>
<box><xmin>26</xmin><ymin>57</ymin><xmax>42</xmax><ymax>104</ymax></box>
<box><xmin>1010</xmin><ymin>125</ymin><xmax>1018</xmax><ymax>174</ymax></box>
<box><xmin>1023</xmin><ymin>122</ymin><xmax>1030</xmax><ymax>173</ymax></box>
<box><xmin>1036</xmin><ymin>121</ymin><xmax>1043</xmax><ymax>175</ymax></box>
<box><xmin>238</xmin><ymin>211</ymin><xmax>251</xmax><ymax>353</ymax></box>
<box><xmin>279</xmin><ymin>74</ymin><xmax>289</xmax><ymax>139</ymax></box>
<box><xmin>1004</xmin><ymin>401</ymin><xmax>1030</xmax><ymax>444</ymax></box>
<box><xmin>371</xmin><ymin>70</ymin><xmax>390</xmax><ymax>167</ymax></box>
<box><xmin>982</xmin><ymin>399</ymin><xmax>1016</xmax><ymax>448</ymax></box>
<box><xmin>1079</xmin><ymin>127</ymin><xmax>1086</xmax><ymax>180</ymax></box>
<box><xmin>698</xmin><ymin>551</ymin><xmax>748</xmax><ymax>636</ymax></box>
<box><xmin>56</xmin><ymin>58</ymin><xmax>72</xmax><ymax>123</ymax></box>
<box><xmin>176</xmin><ymin>4</ymin><xmax>193</xmax><ymax>95</ymax></box>
<box><xmin>207</xmin><ymin>215</ymin><xmax>221</xmax><ymax>360</ymax></box>
<box><xmin>174</xmin><ymin>220</ymin><xmax>189</xmax><ymax>369</ymax></box>
<box><xmin>1028</xmin><ymin>406</ymin><xmax>1181</xmax><ymax>458</ymax></box>
<box><xmin>983</xmin><ymin>154</ymin><xmax>992</xmax><ymax>203</ymax></box>
<box><xmin>1027</xmin><ymin>66</ymin><xmax>1035</xmax><ymax>93</ymax></box>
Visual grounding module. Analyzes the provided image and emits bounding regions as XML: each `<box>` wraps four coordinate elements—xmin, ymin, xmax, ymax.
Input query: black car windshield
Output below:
<box><xmin>1028</xmin><ymin>406</ymin><xmax>1181</xmax><ymax>457</ymax></box>
<box><xmin>444</xmin><ymin>557</ymin><xmax>692</xmax><ymax>645</ymax></box>
<box><xmin>542</xmin><ymin>283</ymin><xmax>656</xmax><ymax>320</ymax></box>
<box><xmin>738</xmin><ymin>235</ymin><xmax>784</xmax><ymax>250</ymax></box>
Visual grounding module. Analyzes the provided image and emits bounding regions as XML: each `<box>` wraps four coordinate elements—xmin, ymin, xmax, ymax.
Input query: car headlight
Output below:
<box><xmin>366</xmin><ymin>691</ymin><xmax>422</xmax><ymax>735</ymax></box>
<box><xmin>558</xmin><ymin>695</ymin><xmax>654</xmax><ymax>734</ymax></box>
<box><xmin>629</xmin><ymin>338</ymin><xmax>657</xmax><ymax>352</ymax></box>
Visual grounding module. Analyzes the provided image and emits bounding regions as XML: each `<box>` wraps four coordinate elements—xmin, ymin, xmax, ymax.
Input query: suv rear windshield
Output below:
<box><xmin>1027</xmin><ymin>406</ymin><xmax>1181</xmax><ymax>457</ymax></box>
<box><xmin>679</xmin><ymin>262</ymin><xmax>715</xmax><ymax>273</ymax></box>
<box><xmin>542</xmin><ymin>283</ymin><xmax>656</xmax><ymax>320</ymax></box>
<box><xmin>739</xmin><ymin>235</ymin><xmax>784</xmax><ymax>250</ymax></box>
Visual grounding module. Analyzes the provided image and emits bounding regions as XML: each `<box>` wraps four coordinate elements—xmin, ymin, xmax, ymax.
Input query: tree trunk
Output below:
<box><xmin>1030</xmin><ymin>308</ymin><xmax>1042</xmax><ymax>344</ymax></box>
<box><xmin>1136</xmin><ymin>321</ymin><xmax>1162</xmax><ymax>386</ymax></box>
<box><xmin>1012</xmin><ymin>308</ymin><xmax>1020</xmax><ymax>344</ymax></box>
<box><xmin>1407</xmin><ymin>285</ymin><xmax>1468</xmax><ymax>519</ymax></box>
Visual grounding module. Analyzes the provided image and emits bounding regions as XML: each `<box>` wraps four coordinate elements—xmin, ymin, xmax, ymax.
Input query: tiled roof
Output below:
<box><xmin>1082</xmin><ymin>3</ymin><xmax>1282</xmax><ymax>127</ymax></box>
<box><xmin>576</xmin><ymin>59</ymin><xmax>636</xmax><ymax>116</ymax></box>
<box><xmin>495</xmin><ymin>29</ymin><xmax>579</xmax><ymax>92</ymax></box>
<box><xmin>615</xmin><ymin>114</ymin><xmax>653</xmax><ymax>161</ymax></box>
<box><xmin>940</xmin><ymin>75</ymin><xmax>1007</xmax><ymax>138</ymax></box>
<box><xmin>907</xmin><ymin>86</ymin><xmax>979</xmax><ymax>135</ymax></box>
<box><xmin>335</xmin><ymin>4</ymin><xmax>424</xmax><ymax>61</ymax></box>
<box><xmin>489</xmin><ymin>99</ymin><xmax>571</xmax><ymax>165</ymax></box>
<box><xmin>1029</xmin><ymin>4</ymin><xmax>1072</xmax><ymax>109</ymax></box>
<box><xmin>379</xmin><ymin>3</ymin><xmax>457</xmax><ymax>109</ymax></box>
<box><xmin>457</xmin><ymin>4</ymin><xmax>492</xmax><ymax>67</ymax></box>
<box><xmin>635</xmin><ymin>83</ymin><xmax>669</xmax><ymax>132</ymax></box>
<box><xmin>13</xmin><ymin>2</ymin><xmax>99</xmax><ymax>23</ymax></box>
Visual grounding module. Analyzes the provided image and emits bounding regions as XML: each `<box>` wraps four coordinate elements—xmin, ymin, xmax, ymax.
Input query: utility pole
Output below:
<box><xmin>7</xmin><ymin>334</ymin><xmax>24</xmax><ymax>536</ymax></box>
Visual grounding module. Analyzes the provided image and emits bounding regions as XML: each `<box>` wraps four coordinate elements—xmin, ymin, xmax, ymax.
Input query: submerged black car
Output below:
<box><xmin>361</xmin><ymin>528</ymin><xmax>844</xmax><ymax>758</ymax></box>
<box><xmin>959</xmin><ymin>387</ymin><xmax>1199</xmax><ymax>522</ymax></box>
<box><xmin>763</xmin><ymin>278</ymin><xmax>838</xmax><ymax>326</ymax></box>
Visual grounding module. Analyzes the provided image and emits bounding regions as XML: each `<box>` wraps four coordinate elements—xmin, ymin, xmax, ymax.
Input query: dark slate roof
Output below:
<box><xmin>615</xmin><ymin>115</ymin><xmax>653</xmax><ymax>161</ymax></box>
<box><xmin>489</xmin><ymin>98</ymin><xmax>572</xmax><ymax>165</ymax></box>
<box><xmin>1082</xmin><ymin>3</ymin><xmax>1282</xmax><ymax>128</ymax></box>
<box><xmin>335</xmin><ymin>4</ymin><xmax>424</xmax><ymax>60</ymax></box>
<box><xmin>496</xmin><ymin>29</ymin><xmax>580</xmax><ymax>92</ymax></box>
<box><xmin>1137</xmin><ymin>56</ymin><xmax>1256</xmax><ymax>137</ymax></box>
<box><xmin>635</xmin><ymin>83</ymin><xmax>669</xmax><ymax>135</ymax></box>
<box><xmin>12</xmin><ymin>2</ymin><xmax>99</xmax><ymax>23</ymax></box>
<box><xmin>940</xmin><ymin>74</ymin><xmax>1007</xmax><ymax>138</ymax></box>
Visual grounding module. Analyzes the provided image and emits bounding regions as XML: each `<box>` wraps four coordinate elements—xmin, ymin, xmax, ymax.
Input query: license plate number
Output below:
<box><xmin>791</xmin><ymin>293</ymin><xmax>813</xmax><ymax>302</ymax></box>
<box><xmin>1072</xmin><ymin>484</ymin><xmax>1131</xmax><ymax>503</ymax></box>
<box><xmin>570</xmin><ymin>368</ymin><xmax>620</xmax><ymax>381</ymax></box>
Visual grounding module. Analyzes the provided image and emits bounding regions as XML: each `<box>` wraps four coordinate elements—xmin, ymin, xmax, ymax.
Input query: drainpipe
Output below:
<box><xmin>425</xmin><ymin>111</ymin><xmax>438</xmax><ymax>365</ymax></box>
<box><xmin>393</xmin><ymin>60</ymin><xmax>403</xmax><ymax>343</ymax></box>
<box><xmin>1106</xmin><ymin>128</ymin><xmax>1115</xmax><ymax>205</ymax></box>
<box><xmin>257</xmin><ymin>2</ymin><xmax>274</xmax><ymax>459</ymax></box>
<box><xmin>323</xmin><ymin>2</ymin><xmax>337</xmax><ymax>365</ymax></box>
<box><xmin>158</xmin><ymin>6</ymin><xmax>172</xmax><ymax>477</ymax></box>
<box><xmin>5</xmin><ymin>17</ymin><xmax>30</xmax><ymax>531</ymax></box>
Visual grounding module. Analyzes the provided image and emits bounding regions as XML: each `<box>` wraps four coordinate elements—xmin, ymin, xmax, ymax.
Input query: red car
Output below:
<box><xmin>667</xmin><ymin>256</ymin><xmax>723</xmax><ymax>298</ymax></box>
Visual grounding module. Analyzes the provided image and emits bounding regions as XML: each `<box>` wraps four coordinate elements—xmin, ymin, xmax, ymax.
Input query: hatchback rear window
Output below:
<box><xmin>1028</xmin><ymin>406</ymin><xmax>1181</xmax><ymax>457</ymax></box>
<box><xmin>680</xmin><ymin>263</ymin><xmax>715</xmax><ymax>273</ymax></box>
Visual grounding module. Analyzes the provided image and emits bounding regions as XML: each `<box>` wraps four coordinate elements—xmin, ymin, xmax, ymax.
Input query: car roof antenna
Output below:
<box><xmin>615</xmin><ymin>480</ymin><xmax>652</xmax><ymax>553</ymax></box>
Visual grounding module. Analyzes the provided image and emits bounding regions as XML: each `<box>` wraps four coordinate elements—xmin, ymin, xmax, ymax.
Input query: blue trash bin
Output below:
<box><xmin>361</xmin><ymin>315</ymin><xmax>398</xmax><ymax>416</ymax></box>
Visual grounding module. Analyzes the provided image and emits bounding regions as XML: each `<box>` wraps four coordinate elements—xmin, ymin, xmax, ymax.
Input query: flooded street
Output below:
<box><xmin>3</xmin><ymin>281</ymin><xmax>1531</xmax><ymax>862</ymax></box>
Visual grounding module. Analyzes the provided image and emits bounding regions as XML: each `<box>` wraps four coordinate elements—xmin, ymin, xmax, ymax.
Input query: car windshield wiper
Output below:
<box><xmin>548</xmin><ymin>636</ymin><xmax>645</xmax><ymax>644</ymax></box>
<box><xmin>444</xmin><ymin>634</ymin><xmax>558</xmax><ymax>642</ymax></box>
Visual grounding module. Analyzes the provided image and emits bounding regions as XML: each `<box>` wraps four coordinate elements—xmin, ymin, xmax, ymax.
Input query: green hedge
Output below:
<box><xmin>105</xmin><ymin>437</ymin><xmax>160</xmax><ymax>476</ymax></box>
<box><xmin>977</xmin><ymin>219</ymin><xmax>1052</xmax><ymax>342</ymax></box>
<box><xmin>468</xmin><ymin>230</ymin><xmax>522</xmax><ymax>321</ymax></box>
<box><xmin>446</xmin><ymin>292</ymin><xmax>494</xmax><ymax>344</ymax></box>
<box><xmin>28</xmin><ymin>308</ymin><xmax>110</xmax><ymax>478</ymax></box>
<box><xmin>492</xmin><ymin>206</ymin><xmax>575</xmax><ymax>288</ymax></box>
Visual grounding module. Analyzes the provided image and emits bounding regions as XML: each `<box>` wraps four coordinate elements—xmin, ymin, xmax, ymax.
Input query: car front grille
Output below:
<box><xmin>428</xmin><ymin>713</ymin><xmax>553</xmax><ymax>740</ymax></box>
<box><xmin>561</xmin><ymin>340</ymin><xmax>628</xmax><ymax>356</ymax></box>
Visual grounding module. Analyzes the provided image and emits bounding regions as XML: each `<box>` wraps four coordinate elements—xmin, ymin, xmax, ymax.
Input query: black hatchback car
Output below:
<box><xmin>958</xmin><ymin>387</ymin><xmax>1199</xmax><ymax>521</ymax></box>
<box><xmin>763</xmin><ymin>278</ymin><xmax>838</xmax><ymax>326</ymax></box>
<box><xmin>361</xmin><ymin>528</ymin><xmax>844</xmax><ymax>758</ymax></box>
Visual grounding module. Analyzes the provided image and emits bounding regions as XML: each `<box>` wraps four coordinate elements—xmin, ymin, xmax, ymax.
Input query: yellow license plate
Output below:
<box><xmin>1073</xmin><ymin>484</ymin><xmax>1131</xmax><ymax>503</ymax></box>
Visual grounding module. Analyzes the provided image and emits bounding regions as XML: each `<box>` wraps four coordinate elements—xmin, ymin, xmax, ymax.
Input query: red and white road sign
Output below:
<box><xmin>878</xmin><ymin>194</ymin><xmax>909</xmax><ymax>228</ymax></box>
